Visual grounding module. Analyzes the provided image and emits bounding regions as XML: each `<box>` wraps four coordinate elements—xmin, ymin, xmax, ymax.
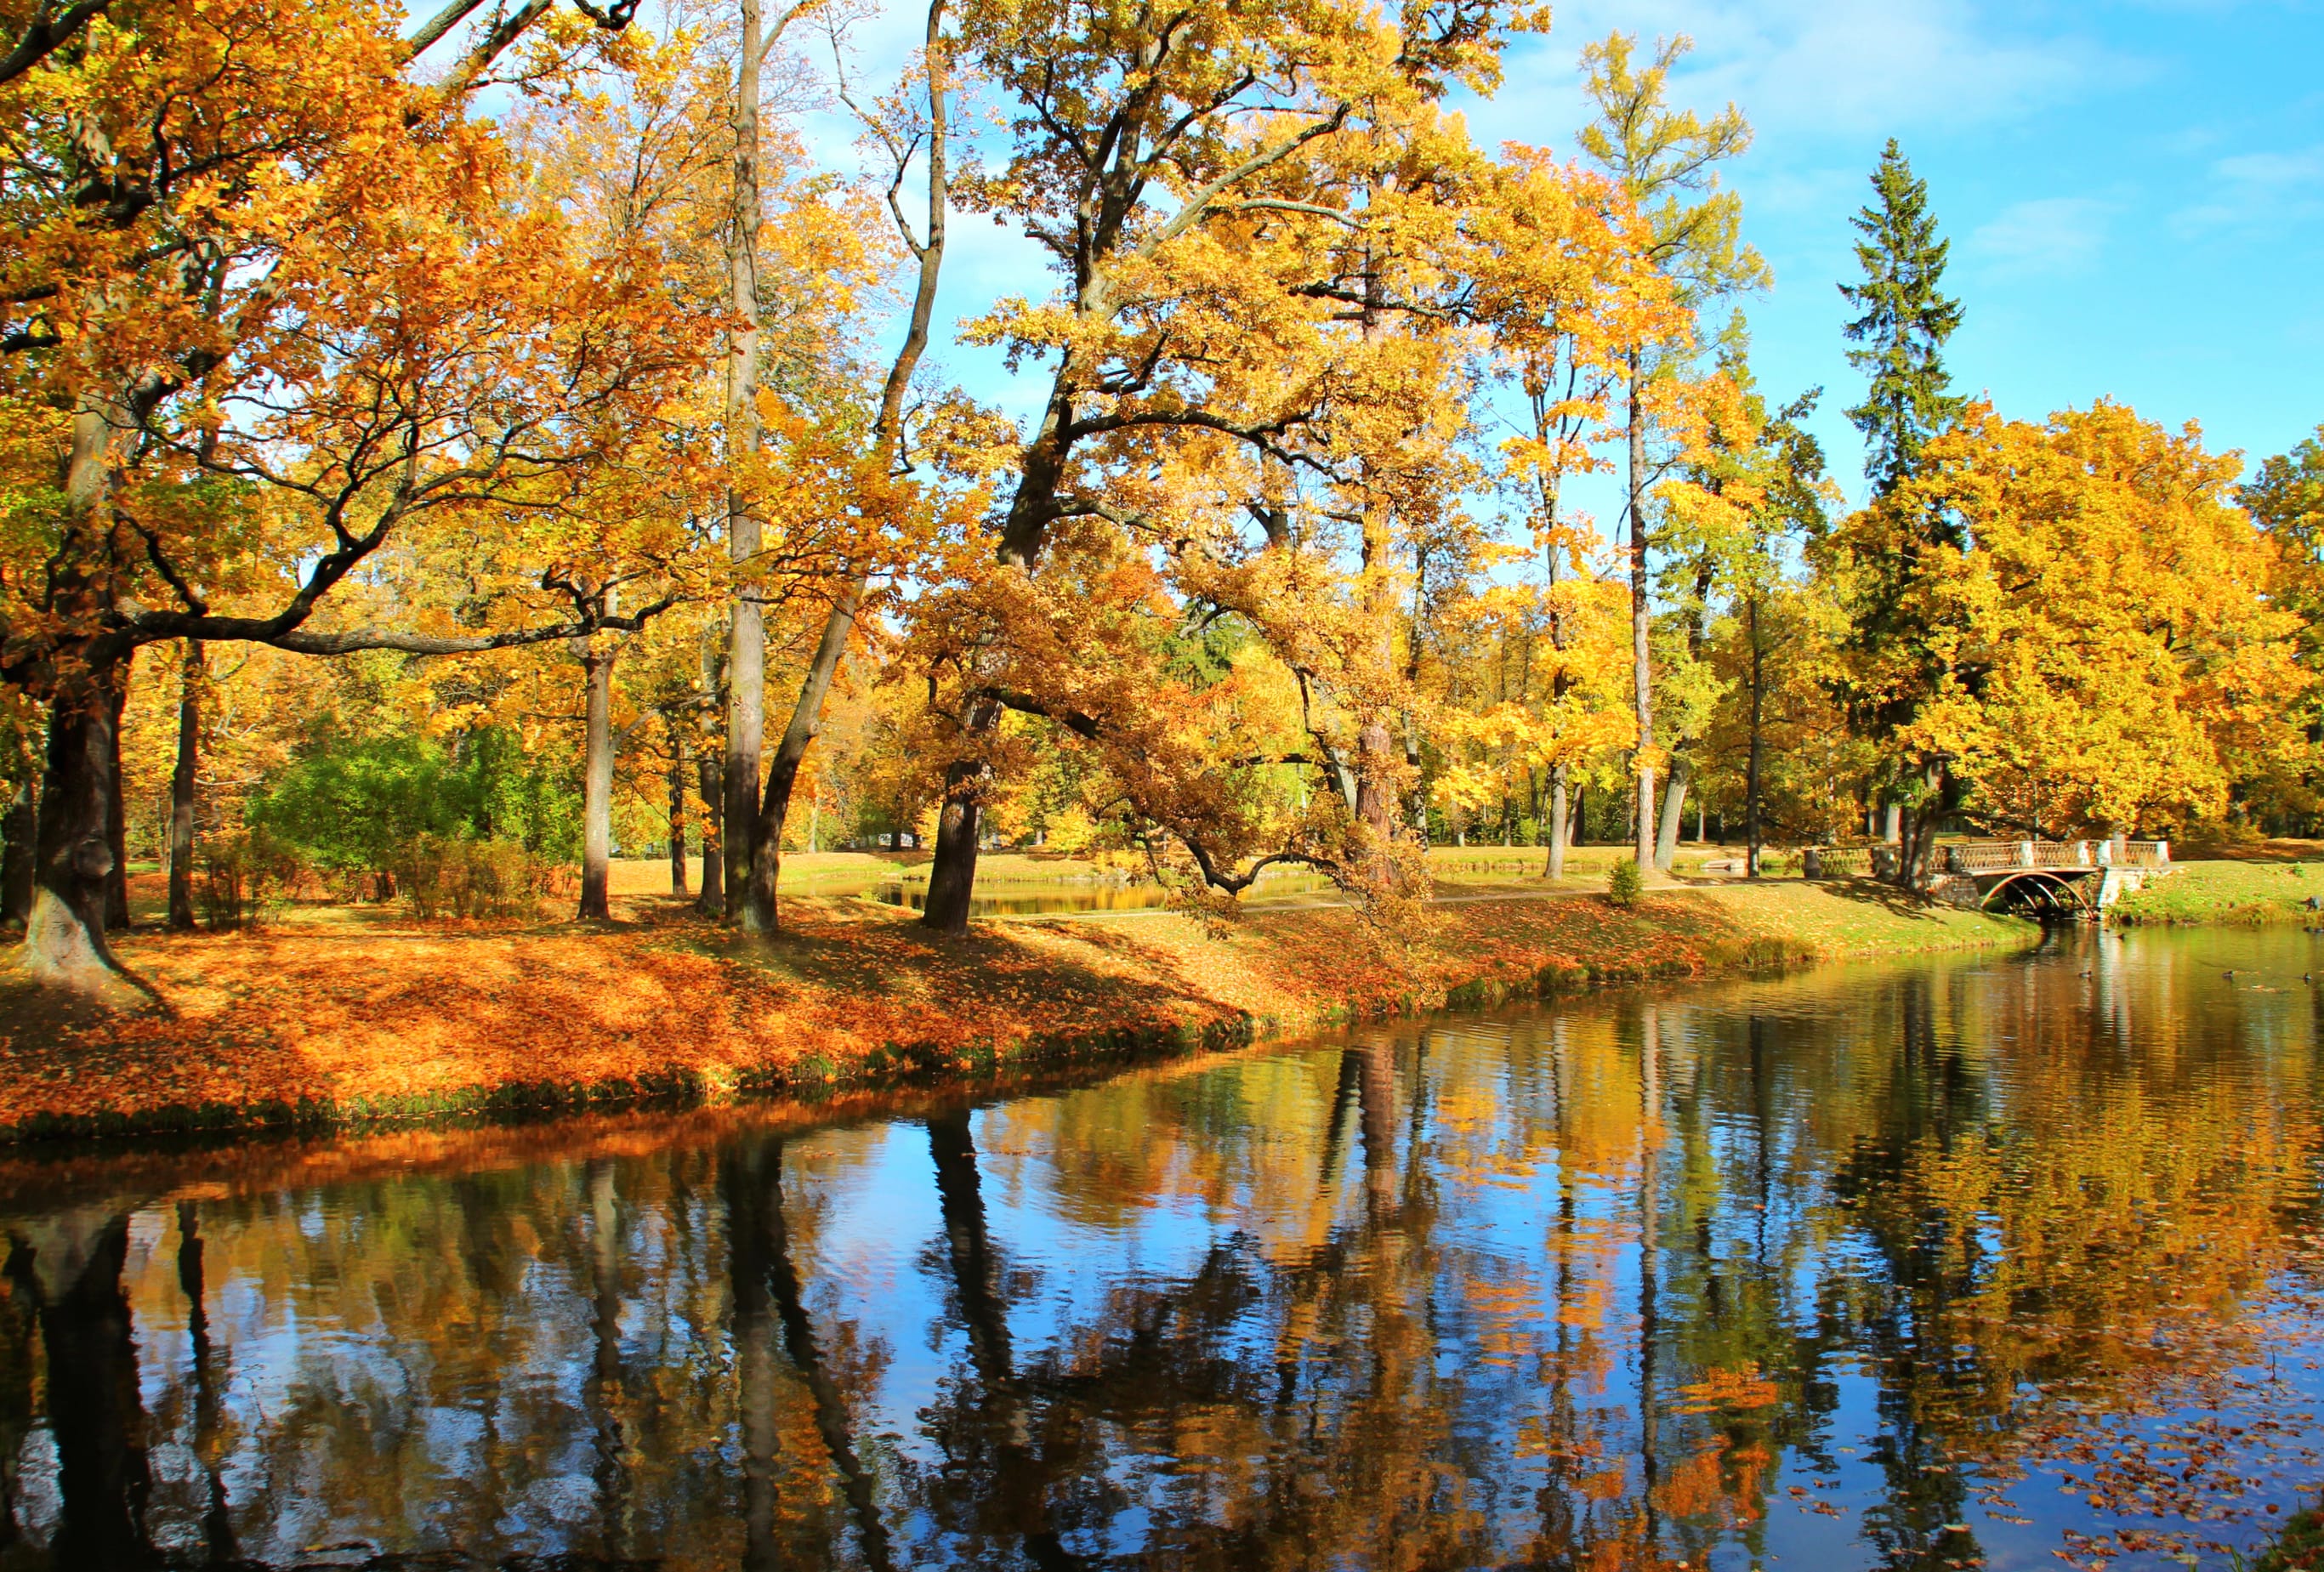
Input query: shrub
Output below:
<box><xmin>392</xmin><ymin>835</ymin><xmax>560</xmax><ymax>921</ymax></box>
<box><xmin>199</xmin><ymin>829</ymin><xmax>305</xmax><ymax>930</ymax></box>
<box><xmin>249</xmin><ymin>726</ymin><xmax>580</xmax><ymax>889</ymax></box>
<box><xmin>1606</xmin><ymin>856</ymin><xmax>1643</xmax><ymax>907</ymax></box>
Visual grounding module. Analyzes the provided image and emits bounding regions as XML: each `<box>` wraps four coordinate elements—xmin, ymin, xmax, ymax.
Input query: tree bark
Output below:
<box><xmin>721</xmin><ymin>0</ymin><xmax>766</xmax><ymax>924</ymax></box>
<box><xmin>2</xmin><ymin>775</ymin><xmax>33</xmax><ymax>928</ymax></box>
<box><xmin>27</xmin><ymin>655</ymin><xmax>136</xmax><ymax>996</ymax></box>
<box><xmin>577</xmin><ymin>639</ymin><xmax>615</xmax><ymax>921</ymax></box>
<box><xmin>668</xmin><ymin>751</ymin><xmax>689</xmax><ymax>897</ymax></box>
<box><xmin>168</xmin><ymin>642</ymin><xmax>201</xmax><ymax>931</ymax></box>
<box><xmin>920</xmin><ymin>745</ymin><xmax>987</xmax><ymax>935</ymax></box>
<box><xmin>1626</xmin><ymin>347</ymin><xmax>1655</xmax><ymax>871</ymax></box>
<box><xmin>1654</xmin><ymin>756</ymin><xmax>1688</xmax><ymax>873</ymax></box>
<box><xmin>1882</xmin><ymin>800</ymin><xmax>1901</xmax><ymax>843</ymax></box>
<box><xmin>696</xmin><ymin>757</ymin><xmax>724</xmax><ymax>915</ymax></box>
<box><xmin>1545</xmin><ymin>765</ymin><xmax>1569</xmax><ymax>881</ymax></box>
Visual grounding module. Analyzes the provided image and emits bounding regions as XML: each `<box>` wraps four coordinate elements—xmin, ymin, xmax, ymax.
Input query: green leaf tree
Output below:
<box><xmin>1839</xmin><ymin>139</ymin><xmax>1966</xmax><ymax>499</ymax></box>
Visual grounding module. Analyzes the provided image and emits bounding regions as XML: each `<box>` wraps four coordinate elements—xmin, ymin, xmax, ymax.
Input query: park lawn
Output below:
<box><xmin>2107</xmin><ymin>859</ymin><xmax>2324</xmax><ymax>925</ymax></box>
<box><xmin>0</xmin><ymin>877</ymin><xmax>2028</xmax><ymax>1143</ymax></box>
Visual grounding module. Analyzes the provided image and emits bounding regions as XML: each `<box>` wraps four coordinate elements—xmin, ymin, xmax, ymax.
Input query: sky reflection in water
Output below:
<box><xmin>6</xmin><ymin>926</ymin><xmax>2324</xmax><ymax>1569</ymax></box>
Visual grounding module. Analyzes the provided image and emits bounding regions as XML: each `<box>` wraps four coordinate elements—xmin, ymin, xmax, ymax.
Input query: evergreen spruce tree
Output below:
<box><xmin>1839</xmin><ymin>139</ymin><xmax>1964</xmax><ymax>497</ymax></box>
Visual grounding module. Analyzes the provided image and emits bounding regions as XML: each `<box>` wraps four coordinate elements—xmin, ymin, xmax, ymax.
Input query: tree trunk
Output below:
<box><xmin>755</xmin><ymin>0</ymin><xmax>949</xmax><ymax>934</ymax></box>
<box><xmin>577</xmin><ymin>640</ymin><xmax>615</xmax><ymax>921</ymax></box>
<box><xmin>668</xmin><ymin>752</ymin><xmax>689</xmax><ymax>898</ymax></box>
<box><xmin>696</xmin><ymin>756</ymin><xmax>724</xmax><ymax>916</ymax></box>
<box><xmin>2</xmin><ymin>775</ymin><xmax>34</xmax><ymax>928</ymax></box>
<box><xmin>1626</xmin><ymin>347</ymin><xmax>1655</xmax><ymax>871</ymax></box>
<box><xmin>168</xmin><ymin>642</ymin><xmax>201</xmax><ymax>931</ymax></box>
<box><xmin>920</xmin><ymin>751</ymin><xmax>986</xmax><ymax>936</ymax></box>
<box><xmin>1746</xmin><ymin>599</ymin><xmax>1764</xmax><ymax>880</ymax></box>
<box><xmin>105</xmin><ymin>668</ymin><xmax>129</xmax><ymax>932</ymax></box>
<box><xmin>1882</xmin><ymin>801</ymin><xmax>1901</xmax><ymax>843</ymax></box>
<box><xmin>1546</xmin><ymin>763</ymin><xmax>1569</xmax><ymax>881</ymax></box>
<box><xmin>1653</xmin><ymin>756</ymin><xmax>1687</xmax><ymax>874</ymax></box>
<box><xmin>721</xmin><ymin>0</ymin><xmax>766</xmax><ymax>924</ymax></box>
<box><xmin>1571</xmin><ymin>782</ymin><xmax>1586</xmax><ymax>848</ymax></box>
<box><xmin>27</xmin><ymin>655</ymin><xmax>139</xmax><ymax>996</ymax></box>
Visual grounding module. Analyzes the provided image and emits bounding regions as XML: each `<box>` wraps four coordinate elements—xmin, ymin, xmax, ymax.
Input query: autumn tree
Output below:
<box><xmin>1577</xmin><ymin>31</ymin><xmax>1764</xmax><ymax>873</ymax></box>
<box><xmin>901</xmin><ymin>0</ymin><xmax>1546</xmax><ymax>934</ymax></box>
<box><xmin>1822</xmin><ymin>401</ymin><xmax>2301</xmax><ymax>857</ymax></box>
<box><xmin>0</xmin><ymin>0</ymin><xmax>692</xmax><ymax>993</ymax></box>
<box><xmin>2242</xmin><ymin>424</ymin><xmax>2324</xmax><ymax>826</ymax></box>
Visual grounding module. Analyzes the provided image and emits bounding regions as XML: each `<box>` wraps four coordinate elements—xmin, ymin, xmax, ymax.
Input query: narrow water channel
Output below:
<box><xmin>4</xmin><ymin>927</ymin><xmax>2324</xmax><ymax>1569</ymax></box>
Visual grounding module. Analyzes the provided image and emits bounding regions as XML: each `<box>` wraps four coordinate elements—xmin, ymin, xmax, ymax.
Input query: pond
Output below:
<box><xmin>4</xmin><ymin>927</ymin><xmax>2324</xmax><ymax>1569</ymax></box>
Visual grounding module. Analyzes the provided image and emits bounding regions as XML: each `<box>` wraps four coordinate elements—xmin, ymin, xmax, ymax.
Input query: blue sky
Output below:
<box><xmin>1462</xmin><ymin>0</ymin><xmax>2324</xmax><ymax>508</ymax></box>
<box><xmin>853</xmin><ymin>0</ymin><xmax>2324</xmax><ymax>526</ymax></box>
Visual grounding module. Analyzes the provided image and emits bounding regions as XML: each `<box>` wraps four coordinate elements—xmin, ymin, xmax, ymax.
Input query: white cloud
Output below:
<box><xmin>1968</xmin><ymin>196</ymin><xmax>2117</xmax><ymax>276</ymax></box>
<box><xmin>2171</xmin><ymin>142</ymin><xmax>2324</xmax><ymax>237</ymax></box>
<box><xmin>1475</xmin><ymin>0</ymin><xmax>2132</xmax><ymax>150</ymax></box>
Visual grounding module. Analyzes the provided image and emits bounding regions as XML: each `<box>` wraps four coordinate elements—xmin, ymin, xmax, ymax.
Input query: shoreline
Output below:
<box><xmin>0</xmin><ymin>877</ymin><xmax>2037</xmax><ymax>1149</ymax></box>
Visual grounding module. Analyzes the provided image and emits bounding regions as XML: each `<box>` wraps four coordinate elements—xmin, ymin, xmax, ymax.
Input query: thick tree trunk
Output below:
<box><xmin>696</xmin><ymin>757</ymin><xmax>724</xmax><ymax>916</ymax></box>
<box><xmin>2</xmin><ymin>775</ymin><xmax>33</xmax><ymax>928</ymax></box>
<box><xmin>668</xmin><ymin>752</ymin><xmax>689</xmax><ymax>898</ymax></box>
<box><xmin>168</xmin><ymin>642</ymin><xmax>201</xmax><ymax>931</ymax></box>
<box><xmin>28</xmin><ymin>657</ymin><xmax>138</xmax><ymax>996</ymax></box>
<box><xmin>920</xmin><ymin>752</ymin><xmax>986</xmax><ymax>936</ymax></box>
<box><xmin>1626</xmin><ymin>349</ymin><xmax>1655</xmax><ymax>871</ymax></box>
<box><xmin>1546</xmin><ymin>763</ymin><xmax>1569</xmax><ymax>881</ymax></box>
<box><xmin>722</xmin><ymin>0</ymin><xmax>765</xmax><ymax>925</ymax></box>
<box><xmin>1654</xmin><ymin>756</ymin><xmax>1688</xmax><ymax>874</ymax></box>
<box><xmin>578</xmin><ymin>641</ymin><xmax>615</xmax><ymax>921</ymax></box>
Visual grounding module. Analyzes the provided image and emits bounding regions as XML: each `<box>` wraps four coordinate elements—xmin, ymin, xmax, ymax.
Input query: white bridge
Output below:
<box><xmin>1802</xmin><ymin>839</ymin><xmax>2172</xmax><ymax>914</ymax></box>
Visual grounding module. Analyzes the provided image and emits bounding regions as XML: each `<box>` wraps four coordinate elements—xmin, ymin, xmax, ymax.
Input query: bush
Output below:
<box><xmin>199</xmin><ymin>829</ymin><xmax>305</xmax><ymax>930</ymax></box>
<box><xmin>249</xmin><ymin>726</ymin><xmax>579</xmax><ymax>888</ymax></box>
<box><xmin>1606</xmin><ymin>856</ymin><xmax>1643</xmax><ymax>907</ymax></box>
<box><xmin>391</xmin><ymin>835</ymin><xmax>560</xmax><ymax>921</ymax></box>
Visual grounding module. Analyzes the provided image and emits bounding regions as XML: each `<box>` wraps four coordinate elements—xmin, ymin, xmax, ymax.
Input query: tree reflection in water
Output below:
<box><xmin>4</xmin><ymin>928</ymin><xmax>2324</xmax><ymax>1569</ymax></box>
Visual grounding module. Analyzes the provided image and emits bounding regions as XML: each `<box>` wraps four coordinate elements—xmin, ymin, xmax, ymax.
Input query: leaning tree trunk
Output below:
<box><xmin>1654</xmin><ymin>756</ymin><xmax>1689</xmax><ymax>874</ymax></box>
<box><xmin>28</xmin><ymin>653</ymin><xmax>139</xmax><ymax>996</ymax></box>
<box><xmin>919</xmin><ymin>745</ymin><xmax>988</xmax><ymax>936</ymax></box>
<box><xmin>577</xmin><ymin>640</ymin><xmax>616</xmax><ymax>921</ymax></box>
<box><xmin>749</xmin><ymin>0</ymin><xmax>950</xmax><ymax>935</ymax></box>
<box><xmin>168</xmin><ymin>642</ymin><xmax>201</xmax><ymax>931</ymax></box>
<box><xmin>2</xmin><ymin>775</ymin><xmax>33</xmax><ymax>928</ymax></box>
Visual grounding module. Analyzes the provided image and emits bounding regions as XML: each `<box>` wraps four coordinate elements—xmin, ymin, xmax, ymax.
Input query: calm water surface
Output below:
<box><xmin>6</xmin><ymin>927</ymin><xmax>2324</xmax><ymax>1569</ymax></box>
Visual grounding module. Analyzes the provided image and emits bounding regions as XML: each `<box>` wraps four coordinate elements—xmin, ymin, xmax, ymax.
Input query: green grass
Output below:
<box><xmin>2107</xmin><ymin>860</ymin><xmax>2323</xmax><ymax>926</ymax></box>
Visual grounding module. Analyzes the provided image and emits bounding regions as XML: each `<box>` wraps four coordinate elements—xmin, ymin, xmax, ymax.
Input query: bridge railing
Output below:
<box><xmin>1942</xmin><ymin>838</ymin><xmax>2172</xmax><ymax>874</ymax></box>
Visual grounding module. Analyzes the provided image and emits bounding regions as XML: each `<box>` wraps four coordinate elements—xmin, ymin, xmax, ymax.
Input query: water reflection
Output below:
<box><xmin>5</xmin><ymin>928</ymin><xmax>2324</xmax><ymax>1568</ymax></box>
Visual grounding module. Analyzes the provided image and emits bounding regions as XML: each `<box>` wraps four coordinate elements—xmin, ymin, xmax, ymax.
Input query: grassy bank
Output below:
<box><xmin>0</xmin><ymin>873</ymin><xmax>2030</xmax><ymax>1146</ymax></box>
<box><xmin>2107</xmin><ymin>858</ymin><xmax>2324</xmax><ymax>926</ymax></box>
